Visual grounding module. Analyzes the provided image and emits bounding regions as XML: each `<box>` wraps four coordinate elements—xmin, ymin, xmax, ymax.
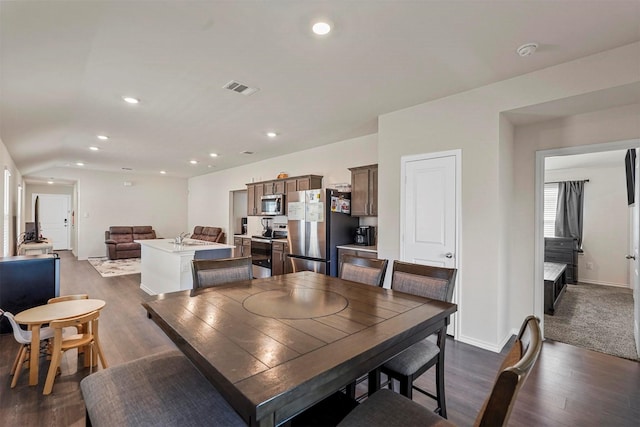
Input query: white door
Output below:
<box><xmin>401</xmin><ymin>150</ymin><xmax>460</xmax><ymax>335</ymax></box>
<box><xmin>34</xmin><ymin>194</ymin><xmax>70</xmax><ymax>250</ymax></box>
<box><xmin>632</xmin><ymin>148</ymin><xmax>640</xmax><ymax>357</ymax></box>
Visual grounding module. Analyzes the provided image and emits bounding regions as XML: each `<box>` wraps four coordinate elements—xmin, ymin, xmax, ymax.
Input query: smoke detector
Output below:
<box><xmin>516</xmin><ymin>43</ymin><xmax>538</xmax><ymax>57</ymax></box>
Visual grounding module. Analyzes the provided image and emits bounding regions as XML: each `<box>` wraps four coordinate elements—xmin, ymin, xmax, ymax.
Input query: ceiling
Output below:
<box><xmin>546</xmin><ymin>150</ymin><xmax>628</xmax><ymax>171</ymax></box>
<box><xmin>1</xmin><ymin>1</ymin><xmax>639</xmax><ymax>180</ymax></box>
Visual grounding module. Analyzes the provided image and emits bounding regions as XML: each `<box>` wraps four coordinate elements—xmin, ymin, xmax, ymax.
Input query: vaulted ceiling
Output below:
<box><xmin>1</xmin><ymin>1</ymin><xmax>639</xmax><ymax>178</ymax></box>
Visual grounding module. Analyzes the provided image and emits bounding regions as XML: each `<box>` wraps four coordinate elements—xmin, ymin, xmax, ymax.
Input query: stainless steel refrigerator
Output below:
<box><xmin>287</xmin><ymin>188</ymin><xmax>359</xmax><ymax>276</ymax></box>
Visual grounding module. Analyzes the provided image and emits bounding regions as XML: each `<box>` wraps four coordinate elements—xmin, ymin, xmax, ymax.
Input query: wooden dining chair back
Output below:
<box><xmin>191</xmin><ymin>256</ymin><xmax>253</xmax><ymax>296</ymax></box>
<box><xmin>474</xmin><ymin>315</ymin><xmax>542</xmax><ymax>427</ymax></box>
<box><xmin>47</xmin><ymin>294</ymin><xmax>89</xmax><ymax>304</ymax></box>
<box><xmin>338</xmin><ymin>316</ymin><xmax>543</xmax><ymax>427</ymax></box>
<box><xmin>1</xmin><ymin>308</ymin><xmax>55</xmax><ymax>388</ymax></box>
<box><xmin>378</xmin><ymin>261</ymin><xmax>457</xmax><ymax>417</ymax></box>
<box><xmin>339</xmin><ymin>254</ymin><xmax>388</xmax><ymax>287</ymax></box>
<box><xmin>43</xmin><ymin>310</ymin><xmax>108</xmax><ymax>395</ymax></box>
<box><xmin>48</xmin><ymin>294</ymin><xmax>90</xmax><ymax>336</ymax></box>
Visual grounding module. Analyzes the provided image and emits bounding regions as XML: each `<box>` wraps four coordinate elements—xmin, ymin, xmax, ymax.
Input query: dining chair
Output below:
<box><xmin>191</xmin><ymin>256</ymin><xmax>253</xmax><ymax>296</ymax></box>
<box><xmin>373</xmin><ymin>260</ymin><xmax>457</xmax><ymax>417</ymax></box>
<box><xmin>339</xmin><ymin>254</ymin><xmax>389</xmax><ymax>399</ymax></box>
<box><xmin>1</xmin><ymin>308</ymin><xmax>55</xmax><ymax>388</ymax></box>
<box><xmin>339</xmin><ymin>315</ymin><xmax>543</xmax><ymax>427</ymax></box>
<box><xmin>43</xmin><ymin>310</ymin><xmax>108</xmax><ymax>395</ymax></box>
<box><xmin>48</xmin><ymin>294</ymin><xmax>90</xmax><ymax>360</ymax></box>
<box><xmin>338</xmin><ymin>254</ymin><xmax>388</xmax><ymax>287</ymax></box>
<box><xmin>47</xmin><ymin>293</ymin><xmax>89</xmax><ymax>304</ymax></box>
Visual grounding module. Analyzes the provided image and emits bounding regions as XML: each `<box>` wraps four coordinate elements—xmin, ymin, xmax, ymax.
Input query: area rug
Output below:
<box><xmin>545</xmin><ymin>283</ymin><xmax>639</xmax><ymax>361</ymax></box>
<box><xmin>88</xmin><ymin>257</ymin><xmax>141</xmax><ymax>277</ymax></box>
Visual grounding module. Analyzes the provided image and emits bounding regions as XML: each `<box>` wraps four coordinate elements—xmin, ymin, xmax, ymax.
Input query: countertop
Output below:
<box><xmin>135</xmin><ymin>238</ymin><xmax>235</xmax><ymax>253</ymax></box>
<box><xmin>336</xmin><ymin>244</ymin><xmax>377</xmax><ymax>253</ymax></box>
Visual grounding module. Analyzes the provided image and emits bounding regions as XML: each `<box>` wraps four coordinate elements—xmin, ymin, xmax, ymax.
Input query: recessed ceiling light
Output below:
<box><xmin>97</xmin><ymin>135</ymin><xmax>109</xmax><ymax>140</ymax></box>
<box><xmin>516</xmin><ymin>43</ymin><xmax>538</xmax><ymax>57</ymax></box>
<box><xmin>47</xmin><ymin>180</ymin><xmax>54</xmax><ymax>185</ymax></box>
<box><xmin>76</xmin><ymin>162</ymin><xmax>85</xmax><ymax>166</ymax></box>
<box><xmin>190</xmin><ymin>160</ymin><xmax>198</xmax><ymax>164</ymax></box>
<box><xmin>160</xmin><ymin>170</ymin><xmax>167</xmax><ymax>175</ymax></box>
<box><xmin>312</xmin><ymin>21</ymin><xmax>331</xmax><ymax>35</ymax></box>
<box><xmin>209</xmin><ymin>153</ymin><xmax>218</xmax><ymax>158</ymax></box>
<box><xmin>266</xmin><ymin>132</ymin><xmax>278</xmax><ymax>138</ymax></box>
<box><xmin>122</xmin><ymin>96</ymin><xmax>140</xmax><ymax>104</ymax></box>
<box><xmin>89</xmin><ymin>146</ymin><xmax>99</xmax><ymax>151</ymax></box>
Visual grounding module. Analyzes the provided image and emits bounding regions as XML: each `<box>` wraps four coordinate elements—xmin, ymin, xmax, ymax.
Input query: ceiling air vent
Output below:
<box><xmin>223</xmin><ymin>80</ymin><xmax>259</xmax><ymax>96</ymax></box>
<box><xmin>241</xmin><ymin>151</ymin><xmax>254</xmax><ymax>155</ymax></box>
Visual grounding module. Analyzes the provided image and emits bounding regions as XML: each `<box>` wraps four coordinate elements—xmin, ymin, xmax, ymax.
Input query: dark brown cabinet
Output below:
<box><xmin>338</xmin><ymin>247</ymin><xmax>378</xmax><ymax>260</ymax></box>
<box><xmin>349</xmin><ymin>164</ymin><xmax>378</xmax><ymax>216</ymax></box>
<box><xmin>234</xmin><ymin>237</ymin><xmax>252</xmax><ymax>257</ymax></box>
<box><xmin>271</xmin><ymin>241</ymin><xmax>289</xmax><ymax>276</ymax></box>
<box><xmin>247</xmin><ymin>175</ymin><xmax>322</xmax><ymax>216</ymax></box>
<box><xmin>544</xmin><ymin>237</ymin><xmax>578</xmax><ymax>284</ymax></box>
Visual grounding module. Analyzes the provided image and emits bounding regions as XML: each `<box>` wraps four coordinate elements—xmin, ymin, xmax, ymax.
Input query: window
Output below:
<box><xmin>543</xmin><ymin>183</ymin><xmax>558</xmax><ymax>238</ymax></box>
<box><xmin>3</xmin><ymin>168</ymin><xmax>11</xmax><ymax>256</ymax></box>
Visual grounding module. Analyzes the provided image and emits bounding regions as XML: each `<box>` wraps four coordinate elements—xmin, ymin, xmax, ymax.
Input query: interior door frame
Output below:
<box><xmin>400</xmin><ymin>149</ymin><xmax>462</xmax><ymax>339</ymax></box>
<box><xmin>534</xmin><ymin>138</ymin><xmax>640</xmax><ymax>333</ymax></box>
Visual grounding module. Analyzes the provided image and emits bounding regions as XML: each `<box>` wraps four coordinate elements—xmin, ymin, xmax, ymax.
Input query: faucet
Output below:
<box><xmin>175</xmin><ymin>232</ymin><xmax>190</xmax><ymax>244</ymax></box>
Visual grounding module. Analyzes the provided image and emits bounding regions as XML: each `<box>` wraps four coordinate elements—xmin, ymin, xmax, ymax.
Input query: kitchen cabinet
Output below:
<box><xmin>338</xmin><ymin>247</ymin><xmax>378</xmax><ymax>260</ymax></box>
<box><xmin>247</xmin><ymin>175</ymin><xmax>322</xmax><ymax>216</ymax></box>
<box><xmin>349</xmin><ymin>164</ymin><xmax>378</xmax><ymax>216</ymax></box>
<box><xmin>264</xmin><ymin>180</ymin><xmax>285</xmax><ymax>195</ymax></box>
<box><xmin>271</xmin><ymin>241</ymin><xmax>290</xmax><ymax>276</ymax></box>
<box><xmin>234</xmin><ymin>237</ymin><xmax>252</xmax><ymax>257</ymax></box>
<box><xmin>246</xmin><ymin>183</ymin><xmax>264</xmax><ymax>216</ymax></box>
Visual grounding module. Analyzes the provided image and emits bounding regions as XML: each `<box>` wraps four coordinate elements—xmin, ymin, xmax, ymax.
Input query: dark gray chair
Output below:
<box><xmin>339</xmin><ymin>254</ymin><xmax>388</xmax><ymax>287</ymax></box>
<box><xmin>81</xmin><ymin>350</ymin><xmax>245</xmax><ymax>426</ymax></box>
<box><xmin>190</xmin><ymin>256</ymin><xmax>252</xmax><ymax>296</ymax></box>
<box><xmin>339</xmin><ymin>316</ymin><xmax>543</xmax><ymax>427</ymax></box>
<box><xmin>371</xmin><ymin>261</ymin><xmax>457</xmax><ymax>417</ymax></box>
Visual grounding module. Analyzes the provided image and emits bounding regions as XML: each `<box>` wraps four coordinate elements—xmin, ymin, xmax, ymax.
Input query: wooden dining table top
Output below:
<box><xmin>14</xmin><ymin>299</ymin><xmax>106</xmax><ymax>325</ymax></box>
<box><xmin>143</xmin><ymin>271</ymin><xmax>457</xmax><ymax>427</ymax></box>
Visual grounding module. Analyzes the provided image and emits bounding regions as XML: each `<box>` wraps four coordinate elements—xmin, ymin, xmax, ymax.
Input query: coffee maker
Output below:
<box><xmin>354</xmin><ymin>226</ymin><xmax>375</xmax><ymax>246</ymax></box>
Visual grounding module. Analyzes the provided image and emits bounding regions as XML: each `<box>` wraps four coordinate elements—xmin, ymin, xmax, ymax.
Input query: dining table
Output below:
<box><xmin>14</xmin><ymin>298</ymin><xmax>106</xmax><ymax>386</ymax></box>
<box><xmin>143</xmin><ymin>271</ymin><xmax>457</xmax><ymax>427</ymax></box>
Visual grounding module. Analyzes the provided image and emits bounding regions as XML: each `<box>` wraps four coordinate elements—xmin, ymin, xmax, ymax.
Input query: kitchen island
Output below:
<box><xmin>136</xmin><ymin>238</ymin><xmax>235</xmax><ymax>295</ymax></box>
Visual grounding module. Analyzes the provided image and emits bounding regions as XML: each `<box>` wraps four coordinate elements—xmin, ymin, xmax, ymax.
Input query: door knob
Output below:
<box><xmin>626</xmin><ymin>255</ymin><xmax>636</xmax><ymax>260</ymax></box>
<box><xmin>445</xmin><ymin>252</ymin><xmax>453</xmax><ymax>259</ymax></box>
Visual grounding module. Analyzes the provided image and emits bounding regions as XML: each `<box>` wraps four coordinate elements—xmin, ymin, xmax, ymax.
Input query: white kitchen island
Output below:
<box><xmin>136</xmin><ymin>238</ymin><xmax>235</xmax><ymax>295</ymax></box>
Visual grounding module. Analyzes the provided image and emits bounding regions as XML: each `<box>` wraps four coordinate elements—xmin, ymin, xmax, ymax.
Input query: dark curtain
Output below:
<box><xmin>555</xmin><ymin>181</ymin><xmax>585</xmax><ymax>248</ymax></box>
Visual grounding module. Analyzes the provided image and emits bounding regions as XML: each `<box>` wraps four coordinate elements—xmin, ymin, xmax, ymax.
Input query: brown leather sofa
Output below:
<box><xmin>105</xmin><ymin>226</ymin><xmax>156</xmax><ymax>260</ymax></box>
<box><xmin>190</xmin><ymin>226</ymin><xmax>225</xmax><ymax>244</ymax></box>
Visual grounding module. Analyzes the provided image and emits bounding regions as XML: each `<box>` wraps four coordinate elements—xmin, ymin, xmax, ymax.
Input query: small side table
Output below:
<box><xmin>18</xmin><ymin>240</ymin><xmax>53</xmax><ymax>255</ymax></box>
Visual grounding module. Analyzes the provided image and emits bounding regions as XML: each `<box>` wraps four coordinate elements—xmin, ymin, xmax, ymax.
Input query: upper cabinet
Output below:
<box><xmin>349</xmin><ymin>164</ymin><xmax>378</xmax><ymax>216</ymax></box>
<box><xmin>246</xmin><ymin>175</ymin><xmax>322</xmax><ymax>216</ymax></box>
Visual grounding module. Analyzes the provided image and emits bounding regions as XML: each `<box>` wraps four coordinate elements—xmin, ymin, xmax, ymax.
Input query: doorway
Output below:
<box><xmin>33</xmin><ymin>193</ymin><xmax>71</xmax><ymax>250</ymax></box>
<box><xmin>401</xmin><ymin>149</ymin><xmax>461</xmax><ymax>337</ymax></box>
<box><xmin>534</xmin><ymin>140</ymin><xmax>640</xmax><ymax>360</ymax></box>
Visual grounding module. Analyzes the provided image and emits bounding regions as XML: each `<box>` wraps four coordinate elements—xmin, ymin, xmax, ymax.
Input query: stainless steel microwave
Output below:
<box><xmin>260</xmin><ymin>194</ymin><xmax>285</xmax><ymax>216</ymax></box>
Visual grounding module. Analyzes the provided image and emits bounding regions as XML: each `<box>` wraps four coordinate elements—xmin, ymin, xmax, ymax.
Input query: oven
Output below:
<box><xmin>250</xmin><ymin>237</ymin><xmax>272</xmax><ymax>278</ymax></box>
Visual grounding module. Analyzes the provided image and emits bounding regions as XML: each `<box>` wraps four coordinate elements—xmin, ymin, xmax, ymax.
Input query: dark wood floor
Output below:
<box><xmin>1</xmin><ymin>251</ymin><xmax>638</xmax><ymax>426</ymax></box>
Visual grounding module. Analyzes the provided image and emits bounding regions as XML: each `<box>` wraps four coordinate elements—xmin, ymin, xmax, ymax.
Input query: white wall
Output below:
<box><xmin>188</xmin><ymin>134</ymin><xmax>377</xmax><ymax>238</ymax></box>
<box><xmin>31</xmin><ymin>167</ymin><xmax>188</xmax><ymax>259</ymax></box>
<box><xmin>379</xmin><ymin>42</ymin><xmax>640</xmax><ymax>351</ymax></box>
<box><xmin>0</xmin><ymin>137</ymin><xmax>22</xmax><ymax>256</ymax></box>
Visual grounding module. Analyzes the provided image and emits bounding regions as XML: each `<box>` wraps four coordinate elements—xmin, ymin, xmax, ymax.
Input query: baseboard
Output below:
<box><xmin>457</xmin><ymin>333</ymin><xmax>512</xmax><ymax>353</ymax></box>
<box><xmin>140</xmin><ymin>283</ymin><xmax>155</xmax><ymax>295</ymax></box>
<box><xmin>578</xmin><ymin>279</ymin><xmax>630</xmax><ymax>288</ymax></box>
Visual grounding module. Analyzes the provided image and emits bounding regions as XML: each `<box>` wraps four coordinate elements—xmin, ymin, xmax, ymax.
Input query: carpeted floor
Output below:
<box><xmin>545</xmin><ymin>283</ymin><xmax>639</xmax><ymax>361</ymax></box>
<box><xmin>87</xmin><ymin>257</ymin><xmax>141</xmax><ymax>277</ymax></box>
